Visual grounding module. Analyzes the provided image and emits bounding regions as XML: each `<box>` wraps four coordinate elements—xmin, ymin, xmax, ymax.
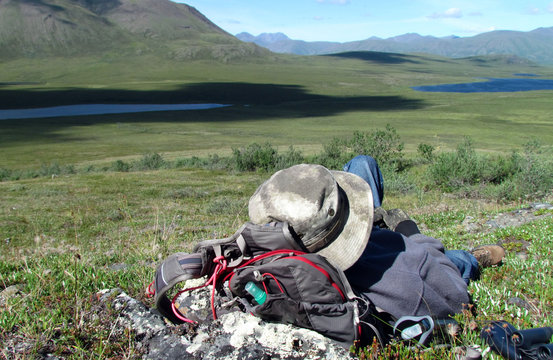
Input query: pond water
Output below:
<box><xmin>412</xmin><ymin>78</ymin><xmax>553</xmax><ymax>93</ymax></box>
<box><xmin>0</xmin><ymin>103</ymin><xmax>231</xmax><ymax>120</ymax></box>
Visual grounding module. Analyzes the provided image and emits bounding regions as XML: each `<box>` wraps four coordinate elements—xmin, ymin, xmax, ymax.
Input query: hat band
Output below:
<box><xmin>302</xmin><ymin>186</ymin><xmax>348</xmax><ymax>253</ymax></box>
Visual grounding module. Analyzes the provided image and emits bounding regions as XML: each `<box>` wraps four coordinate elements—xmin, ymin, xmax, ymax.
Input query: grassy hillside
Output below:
<box><xmin>0</xmin><ymin>0</ymin><xmax>132</xmax><ymax>58</ymax></box>
<box><xmin>1</xmin><ymin>52</ymin><xmax>552</xmax><ymax>170</ymax></box>
<box><xmin>0</xmin><ymin>0</ymin><xmax>263</xmax><ymax>60</ymax></box>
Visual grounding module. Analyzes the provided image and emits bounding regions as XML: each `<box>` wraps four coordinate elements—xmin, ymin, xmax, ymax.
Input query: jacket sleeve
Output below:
<box><xmin>406</xmin><ymin>233</ymin><xmax>446</xmax><ymax>253</ymax></box>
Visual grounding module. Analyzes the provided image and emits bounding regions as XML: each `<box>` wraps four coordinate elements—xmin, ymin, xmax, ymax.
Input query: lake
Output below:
<box><xmin>412</xmin><ymin>78</ymin><xmax>553</xmax><ymax>93</ymax></box>
<box><xmin>0</xmin><ymin>103</ymin><xmax>231</xmax><ymax>120</ymax></box>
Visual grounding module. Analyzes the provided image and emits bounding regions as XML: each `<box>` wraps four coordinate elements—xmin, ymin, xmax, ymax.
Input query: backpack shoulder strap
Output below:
<box><xmin>193</xmin><ymin>221</ymin><xmax>305</xmax><ymax>267</ymax></box>
<box><xmin>153</xmin><ymin>221</ymin><xmax>304</xmax><ymax>323</ymax></box>
<box><xmin>153</xmin><ymin>252</ymin><xmax>203</xmax><ymax>323</ymax></box>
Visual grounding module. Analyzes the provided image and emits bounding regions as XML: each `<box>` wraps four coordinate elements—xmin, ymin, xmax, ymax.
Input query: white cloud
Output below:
<box><xmin>428</xmin><ymin>8</ymin><xmax>463</xmax><ymax>19</ymax></box>
<box><xmin>548</xmin><ymin>2</ymin><xmax>553</xmax><ymax>13</ymax></box>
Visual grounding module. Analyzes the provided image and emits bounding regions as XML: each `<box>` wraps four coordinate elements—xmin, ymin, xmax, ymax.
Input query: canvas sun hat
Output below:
<box><xmin>248</xmin><ymin>164</ymin><xmax>374</xmax><ymax>270</ymax></box>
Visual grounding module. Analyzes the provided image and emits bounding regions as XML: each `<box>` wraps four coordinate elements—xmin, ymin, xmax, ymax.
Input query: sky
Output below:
<box><xmin>175</xmin><ymin>0</ymin><xmax>553</xmax><ymax>42</ymax></box>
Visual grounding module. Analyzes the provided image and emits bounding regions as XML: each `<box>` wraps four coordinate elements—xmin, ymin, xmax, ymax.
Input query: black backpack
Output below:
<box><xmin>149</xmin><ymin>221</ymin><xmax>389</xmax><ymax>348</ymax></box>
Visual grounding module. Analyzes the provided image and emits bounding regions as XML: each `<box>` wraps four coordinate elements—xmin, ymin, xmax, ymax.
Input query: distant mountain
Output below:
<box><xmin>0</xmin><ymin>0</ymin><xmax>267</xmax><ymax>61</ymax></box>
<box><xmin>236</xmin><ymin>28</ymin><xmax>553</xmax><ymax>64</ymax></box>
<box><xmin>236</xmin><ymin>32</ymin><xmax>342</xmax><ymax>56</ymax></box>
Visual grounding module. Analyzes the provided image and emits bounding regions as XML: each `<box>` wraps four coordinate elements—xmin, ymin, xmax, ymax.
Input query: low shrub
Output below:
<box><xmin>510</xmin><ymin>146</ymin><xmax>553</xmax><ymax>200</ymax></box>
<box><xmin>479</xmin><ymin>153</ymin><xmax>517</xmax><ymax>184</ymax></box>
<box><xmin>112</xmin><ymin>160</ymin><xmax>130</xmax><ymax>172</ymax></box>
<box><xmin>135</xmin><ymin>152</ymin><xmax>165</xmax><ymax>171</ymax></box>
<box><xmin>83</xmin><ymin>165</ymin><xmax>96</xmax><ymax>173</ymax></box>
<box><xmin>2</xmin><ymin>129</ymin><xmax>551</xmax><ymax>204</ymax></box>
<box><xmin>428</xmin><ymin>137</ymin><xmax>553</xmax><ymax>200</ymax></box>
<box><xmin>315</xmin><ymin>124</ymin><xmax>405</xmax><ymax>171</ymax></box>
<box><xmin>349</xmin><ymin>125</ymin><xmax>404</xmax><ymax>169</ymax></box>
<box><xmin>205</xmin><ymin>154</ymin><xmax>232</xmax><ymax>170</ymax></box>
<box><xmin>38</xmin><ymin>162</ymin><xmax>62</xmax><ymax>177</ymax></box>
<box><xmin>0</xmin><ymin>168</ymin><xmax>11</xmax><ymax>181</ymax></box>
<box><xmin>274</xmin><ymin>146</ymin><xmax>305</xmax><ymax>170</ymax></box>
<box><xmin>380</xmin><ymin>163</ymin><xmax>417</xmax><ymax>195</ymax></box>
<box><xmin>314</xmin><ymin>137</ymin><xmax>350</xmax><ymax>170</ymax></box>
<box><xmin>231</xmin><ymin>142</ymin><xmax>278</xmax><ymax>172</ymax></box>
<box><xmin>429</xmin><ymin>137</ymin><xmax>484</xmax><ymax>191</ymax></box>
<box><xmin>175</xmin><ymin>156</ymin><xmax>206</xmax><ymax>169</ymax></box>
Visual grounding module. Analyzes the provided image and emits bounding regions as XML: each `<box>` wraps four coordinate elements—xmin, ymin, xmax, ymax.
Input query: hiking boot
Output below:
<box><xmin>373</xmin><ymin>208</ymin><xmax>420</xmax><ymax>236</ymax></box>
<box><xmin>373</xmin><ymin>207</ymin><xmax>387</xmax><ymax>226</ymax></box>
<box><xmin>383</xmin><ymin>208</ymin><xmax>411</xmax><ymax>229</ymax></box>
<box><xmin>471</xmin><ymin>245</ymin><xmax>505</xmax><ymax>268</ymax></box>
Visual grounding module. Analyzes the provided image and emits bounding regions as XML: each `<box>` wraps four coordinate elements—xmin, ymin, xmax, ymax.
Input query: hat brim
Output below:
<box><xmin>316</xmin><ymin>171</ymin><xmax>374</xmax><ymax>270</ymax></box>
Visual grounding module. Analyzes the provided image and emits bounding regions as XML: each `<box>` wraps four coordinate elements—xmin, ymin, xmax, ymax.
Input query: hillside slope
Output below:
<box><xmin>0</xmin><ymin>0</ymin><xmax>131</xmax><ymax>57</ymax></box>
<box><xmin>79</xmin><ymin>0</ymin><xmax>229</xmax><ymax>41</ymax></box>
<box><xmin>0</xmin><ymin>0</ymin><xmax>266</xmax><ymax>60</ymax></box>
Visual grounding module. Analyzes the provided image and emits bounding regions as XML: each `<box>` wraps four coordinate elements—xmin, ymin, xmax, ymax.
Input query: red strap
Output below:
<box><xmin>261</xmin><ymin>272</ymin><xmax>285</xmax><ymax>293</ymax></box>
<box><xmin>240</xmin><ymin>249</ymin><xmax>307</xmax><ymax>267</ymax></box>
<box><xmin>170</xmin><ymin>256</ymin><xmax>229</xmax><ymax>323</ymax></box>
<box><xmin>168</xmin><ymin>250</ymin><xmax>343</xmax><ymax>324</ymax></box>
<box><xmin>284</xmin><ymin>256</ymin><xmax>346</xmax><ymax>300</ymax></box>
<box><xmin>146</xmin><ymin>280</ymin><xmax>155</xmax><ymax>297</ymax></box>
<box><xmin>225</xmin><ymin>249</ymin><xmax>307</xmax><ymax>283</ymax></box>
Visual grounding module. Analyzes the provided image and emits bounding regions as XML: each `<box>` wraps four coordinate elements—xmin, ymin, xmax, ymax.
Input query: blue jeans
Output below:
<box><xmin>444</xmin><ymin>250</ymin><xmax>480</xmax><ymax>284</ymax></box>
<box><xmin>343</xmin><ymin>155</ymin><xmax>384</xmax><ymax>208</ymax></box>
<box><xmin>344</xmin><ymin>155</ymin><xmax>479</xmax><ymax>284</ymax></box>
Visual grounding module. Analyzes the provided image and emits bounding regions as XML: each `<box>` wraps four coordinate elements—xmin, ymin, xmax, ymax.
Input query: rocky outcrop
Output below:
<box><xmin>460</xmin><ymin>202</ymin><xmax>553</xmax><ymax>237</ymax></box>
<box><xmin>97</xmin><ymin>288</ymin><xmax>352</xmax><ymax>360</ymax></box>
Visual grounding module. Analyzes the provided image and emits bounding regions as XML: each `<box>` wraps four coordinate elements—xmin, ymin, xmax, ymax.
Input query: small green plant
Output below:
<box><xmin>83</xmin><ymin>165</ymin><xmax>96</xmax><ymax>173</ymax></box>
<box><xmin>417</xmin><ymin>143</ymin><xmax>435</xmax><ymax>163</ymax></box>
<box><xmin>534</xmin><ymin>208</ymin><xmax>553</xmax><ymax>216</ymax></box>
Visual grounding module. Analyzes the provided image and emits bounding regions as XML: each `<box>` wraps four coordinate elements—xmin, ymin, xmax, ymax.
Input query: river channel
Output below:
<box><xmin>0</xmin><ymin>103</ymin><xmax>231</xmax><ymax>120</ymax></box>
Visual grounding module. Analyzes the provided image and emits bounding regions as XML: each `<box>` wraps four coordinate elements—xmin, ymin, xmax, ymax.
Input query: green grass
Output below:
<box><xmin>1</xmin><ymin>51</ymin><xmax>553</xmax><ymax>358</ymax></box>
<box><xmin>1</xmin><ymin>168</ymin><xmax>552</xmax><ymax>358</ymax></box>
<box><xmin>1</xmin><ymin>53</ymin><xmax>553</xmax><ymax>170</ymax></box>
<box><xmin>0</xmin><ymin>169</ymin><xmax>258</xmax><ymax>356</ymax></box>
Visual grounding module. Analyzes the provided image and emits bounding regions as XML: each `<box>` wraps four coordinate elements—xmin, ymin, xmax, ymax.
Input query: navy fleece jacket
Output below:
<box><xmin>345</xmin><ymin>227</ymin><xmax>469</xmax><ymax>319</ymax></box>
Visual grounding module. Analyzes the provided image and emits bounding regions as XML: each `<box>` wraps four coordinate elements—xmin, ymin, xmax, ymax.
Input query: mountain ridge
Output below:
<box><xmin>236</xmin><ymin>27</ymin><xmax>553</xmax><ymax>64</ymax></box>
